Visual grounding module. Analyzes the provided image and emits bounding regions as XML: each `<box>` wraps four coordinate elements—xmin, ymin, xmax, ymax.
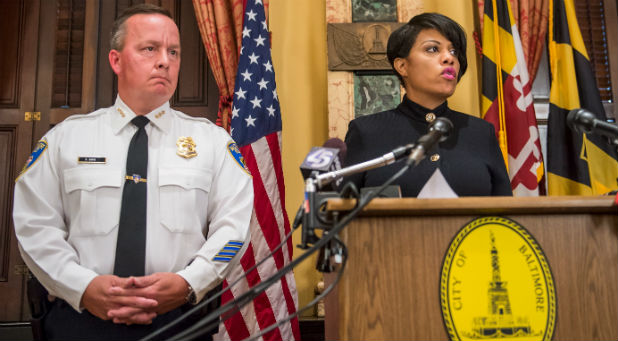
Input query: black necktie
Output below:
<box><xmin>114</xmin><ymin>116</ymin><xmax>149</xmax><ymax>277</ymax></box>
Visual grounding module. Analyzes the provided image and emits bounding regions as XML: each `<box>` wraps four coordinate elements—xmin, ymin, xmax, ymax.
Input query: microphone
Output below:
<box><xmin>299</xmin><ymin>139</ymin><xmax>350</xmax><ymax>270</ymax></box>
<box><xmin>325</xmin><ymin>137</ymin><xmax>347</xmax><ymax>164</ymax></box>
<box><xmin>300</xmin><ymin>138</ymin><xmax>346</xmax><ymax>191</ymax></box>
<box><xmin>567</xmin><ymin>108</ymin><xmax>618</xmax><ymax>140</ymax></box>
<box><xmin>407</xmin><ymin>117</ymin><xmax>454</xmax><ymax>165</ymax></box>
<box><xmin>313</xmin><ymin>117</ymin><xmax>454</xmax><ymax>188</ymax></box>
<box><xmin>299</xmin><ymin>138</ymin><xmax>346</xmax><ymax>250</ymax></box>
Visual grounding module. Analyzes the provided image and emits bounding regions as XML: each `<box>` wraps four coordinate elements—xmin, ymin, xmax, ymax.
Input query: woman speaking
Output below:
<box><xmin>344</xmin><ymin>13</ymin><xmax>512</xmax><ymax>197</ymax></box>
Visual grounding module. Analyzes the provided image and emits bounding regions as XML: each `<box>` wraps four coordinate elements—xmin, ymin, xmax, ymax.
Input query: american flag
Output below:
<box><xmin>219</xmin><ymin>0</ymin><xmax>300</xmax><ymax>340</ymax></box>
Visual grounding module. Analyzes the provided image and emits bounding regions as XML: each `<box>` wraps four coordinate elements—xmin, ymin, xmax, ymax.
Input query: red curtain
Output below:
<box><xmin>478</xmin><ymin>0</ymin><xmax>548</xmax><ymax>82</ymax></box>
<box><xmin>511</xmin><ymin>0</ymin><xmax>549</xmax><ymax>82</ymax></box>
<box><xmin>192</xmin><ymin>0</ymin><xmax>244</xmax><ymax>131</ymax></box>
<box><xmin>192</xmin><ymin>0</ymin><xmax>270</xmax><ymax>131</ymax></box>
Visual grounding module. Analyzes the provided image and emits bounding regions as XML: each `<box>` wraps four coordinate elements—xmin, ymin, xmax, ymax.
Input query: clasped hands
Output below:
<box><xmin>81</xmin><ymin>272</ymin><xmax>189</xmax><ymax>325</ymax></box>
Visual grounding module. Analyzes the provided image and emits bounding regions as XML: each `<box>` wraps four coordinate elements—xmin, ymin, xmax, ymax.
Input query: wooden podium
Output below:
<box><xmin>324</xmin><ymin>196</ymin><xmax>618</xmax><ymax>340</ymax></box>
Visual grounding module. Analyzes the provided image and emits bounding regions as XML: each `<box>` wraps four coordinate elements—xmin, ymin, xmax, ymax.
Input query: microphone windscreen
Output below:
<box><xmin>567</xmin><ymin>109</ymin><xmax>581</xmax><ymax>132</ymax></box>
<box><xmin>431</xmin><ymin>117</ymin><xmax>454</xmax><ymax>142</ymax></box>
<box><xmin>567</xmin><ymin>109</ymin><xmax>595</xmax><ymax>134</ymax></box>
<box><xmin>323</xmin><ymin>138</ymin><xmax>347</xmax><ymax>165</ymax></box>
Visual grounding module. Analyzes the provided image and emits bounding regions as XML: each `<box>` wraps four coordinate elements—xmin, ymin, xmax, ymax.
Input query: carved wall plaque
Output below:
<box><xmin>327</xmin><ymin>22</ymin><xmax>403</xmax><ymax>71</ymax></box>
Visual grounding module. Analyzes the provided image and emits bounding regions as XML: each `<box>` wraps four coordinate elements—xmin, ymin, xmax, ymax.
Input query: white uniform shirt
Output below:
<box><xmin>13</xmin><ymin>97</ymin><xmax>253</xmax><ymax>311</ymax></box>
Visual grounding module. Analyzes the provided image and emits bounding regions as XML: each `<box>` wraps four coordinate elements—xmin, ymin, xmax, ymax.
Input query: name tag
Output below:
<box><xmin>78</xmin><ymin>157</ymin><xmax>106</xmax><ymax>164</ymax></box>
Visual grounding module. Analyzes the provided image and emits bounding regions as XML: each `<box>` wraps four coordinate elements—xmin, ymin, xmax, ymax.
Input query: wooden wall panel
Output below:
<box><xmin>0</xmin><ymin>129</ymin><xmax>16</xmax><ymax>282</ymax></box>
<box><xmin>0</xmin><ymin>1</ymin><xmax>23</xmax><ymax>107</ymax></box>
<box><xmin>51</xmin><ymin>0</ymin><xmax>86</xmax><ymax>108</ymax></box>
<box><xmin>170</xmin><ymin>0</ymin><xmax>218</xmax><ymax>121</ymax></box>
<box><xmin>33</xmin><ymin>0</ymin><xmax>98</xmax><ymax>142</ymax></box>
<box><xmin>0</xmin><ymin>0</ymin><xmax>38</xmax><ymax>321</ymax></box>
<box><xmin>173</xmin><ymin>0</ymin><xmax>208</xmax><ymax>106</ymax></box>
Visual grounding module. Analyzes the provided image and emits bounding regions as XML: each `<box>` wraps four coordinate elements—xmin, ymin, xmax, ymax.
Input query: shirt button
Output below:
<box><xmin>430</xmin><ymin>154</ymin><xmax>440</xmax><ymax>162</ymax></box>
<box><xmin>425</xmin><ymin>113</ymin><xmax>436</xmax><ymax>122</ymax></box>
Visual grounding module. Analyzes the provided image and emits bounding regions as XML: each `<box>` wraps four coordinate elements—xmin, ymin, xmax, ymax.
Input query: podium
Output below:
<box><xmin>324</xmin><ymin>196</ymin><xmax>617</xmax><ymax>340</ymax></box>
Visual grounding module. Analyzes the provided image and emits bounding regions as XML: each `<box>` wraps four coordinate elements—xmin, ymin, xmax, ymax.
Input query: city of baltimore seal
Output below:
<box><xmin>440</xmin><ymin>216</ymin><xmax>556</xmax><ymax>340</ymax></box>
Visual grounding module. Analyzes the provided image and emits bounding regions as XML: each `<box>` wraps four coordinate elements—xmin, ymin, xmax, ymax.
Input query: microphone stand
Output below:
<box><xmin>297</xmin><ymin>144</ymin><xmax>414</xmax><ymax>251</ymax></box>
<box><xmin>299</xmin><ymin>175</ymin><xmax>344</xmax><ymax>273</ymax></box>
<box><xmin>311</xmin><ymin>116</ymin><xmax>452</xmax><ymax>190</ymax></box>
<box><xmin>313</xmin><ymin>144</ymin><xmax>413</xmax><ymax>190</ymax></box>
<box><xmin>298</xmin><ymin>143</ymin><xmax>423</xmax><ymax>274</ymax></box>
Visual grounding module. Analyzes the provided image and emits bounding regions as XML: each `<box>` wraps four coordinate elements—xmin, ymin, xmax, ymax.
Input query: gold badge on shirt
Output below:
<box><xmin>176</xmin><ymin>136</ymin><xmax>197</xmax><ymax>159</ymax></box>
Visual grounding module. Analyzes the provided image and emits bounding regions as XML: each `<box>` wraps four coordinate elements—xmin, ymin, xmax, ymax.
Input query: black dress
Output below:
<box><xmin>343</xmin><ymin>97</ymin><xmax>512</xmax><ymax>197</ymax></box>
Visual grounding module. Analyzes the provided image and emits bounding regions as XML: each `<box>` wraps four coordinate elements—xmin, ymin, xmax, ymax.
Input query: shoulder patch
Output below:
<box><xmin>17</xmin><ymin>139</ymin><xmax>48</xmax><ymax>180</ymax></box>
<box><xmin>227</xmin><ymin>141</ymin><xmax>251</xmax><ymax>176</ymax></box>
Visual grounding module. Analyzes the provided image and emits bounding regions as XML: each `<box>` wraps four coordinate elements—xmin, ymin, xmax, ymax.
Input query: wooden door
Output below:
<box><xmin>0</xmin><ymin>0</ymin><xmax>40</xmax><ymax>321</ymax></box>
<box><xmin>32</xmin><ymin>0</ymin><xmax>98</xmax><ymax>141</ymax></box>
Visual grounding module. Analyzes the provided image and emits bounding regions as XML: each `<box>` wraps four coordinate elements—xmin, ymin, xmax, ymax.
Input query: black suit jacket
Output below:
<box><xmin>343</xmin><ymin>97</ymin><xmax>512</xmax><ymax>197</ymax></box>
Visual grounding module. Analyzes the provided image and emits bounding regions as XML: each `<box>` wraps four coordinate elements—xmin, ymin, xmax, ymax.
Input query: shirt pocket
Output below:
<box><xmin>159</xmin><ymin>167</ymin><xmax>212</xmax><ymax>233</ymax></box>
<box><xmin>63</xmin><ymin>167</ymin><xmax>123</xmax><ymax>236</ymax></box>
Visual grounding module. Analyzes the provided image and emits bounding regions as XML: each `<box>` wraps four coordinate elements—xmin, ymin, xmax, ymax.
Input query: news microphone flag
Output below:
<box><xmin>546</xmin><ymin>0</ymin><xmax>618</xmax><ymax>195</ymax></box>
<box><xmin>299</xmin><ymin>139</ymin><xmax>345</xmax><ymax>191</ymax></box>
<box><xmin>481</xmin><ymin>0</ymin><xmax>545</xmax><ymax>196</ymax></box>
<box><xmin>221</xmin><ymin>0</ymin><xmax>300</xmax><ymax>340</ymax></box>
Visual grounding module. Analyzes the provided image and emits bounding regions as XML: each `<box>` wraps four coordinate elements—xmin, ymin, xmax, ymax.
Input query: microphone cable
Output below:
<box><xmin>167</xmin><ymin>161</ymin><xmax>413</xmax><ymax>340</ymax></box>
<box><xmin>140</xmin><ymin>205</ymin><xmax>305</xmax><ymax>341</ymax></box>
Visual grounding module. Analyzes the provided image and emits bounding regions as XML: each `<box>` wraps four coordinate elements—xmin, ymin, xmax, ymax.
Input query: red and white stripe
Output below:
<box><xmin>217</xmin><ymin>131</ymin><xmax>300</xmax><ymax>341</ymax></box>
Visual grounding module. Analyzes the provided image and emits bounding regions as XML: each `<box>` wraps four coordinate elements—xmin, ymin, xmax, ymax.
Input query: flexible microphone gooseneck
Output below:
<box><xmin>314</xmin><ymin>117</ymin><xmax>454</xmax><ymax>188</ymax></box>
<box><xmin>407</xmin><ymin>117</ymin><xmax>454</xmax><ymax>165</ymax></box>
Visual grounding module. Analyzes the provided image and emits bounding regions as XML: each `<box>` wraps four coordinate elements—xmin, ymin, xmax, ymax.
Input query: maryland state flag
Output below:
<box><xmin>547</xmin><ymin>0</ymin><xmax>618</xmax><ymax>195</ymax></box>
<box><xmin>481</xmin><ymin>0</ymin><xmax>545</xmax><ymax>196</ymax></box>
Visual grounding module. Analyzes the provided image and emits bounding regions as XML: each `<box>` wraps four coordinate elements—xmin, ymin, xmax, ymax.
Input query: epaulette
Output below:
<box><xmin>62</xmin><ymin>108</ymin><xmax>108</xmax><ymax>123</ymax></box>
<box><xmin>173</xmin><ymin>110</ymin><xmax>213</xmax><ymax>125</ymax></box>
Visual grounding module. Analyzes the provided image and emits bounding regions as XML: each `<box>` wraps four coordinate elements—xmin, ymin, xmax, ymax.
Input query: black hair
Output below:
<box><xmin>110</xmin><ymin>4</ymin><xmax>174</xmax><ymax>51</ymax></box>
<box><xmin>386</xmin><ymin>12</ymin><xmax>468</xmax><ymax>85</ymax></box>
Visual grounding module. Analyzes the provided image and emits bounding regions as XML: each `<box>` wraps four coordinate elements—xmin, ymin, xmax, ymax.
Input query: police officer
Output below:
<box><xmin>13</xmin><ymin>4</ymin><xmax>253</xmax><ymax>340</ymax></box>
